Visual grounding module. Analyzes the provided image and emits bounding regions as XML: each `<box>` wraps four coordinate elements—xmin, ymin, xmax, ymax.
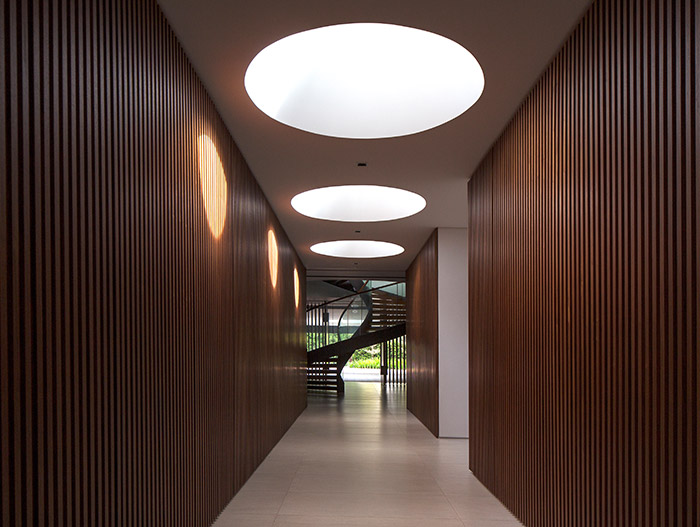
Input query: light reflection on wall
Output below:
<box><xmin>268</xmin><ymin>228</ymin><xmax>279</xmax><ymax>288</ymax></box>
<box><xmin>197</xmin><ymin>134</ymin><xmax>228</xmax><ymax>238</ymax></box>
<box><xmin>293</xmin><ymin>267</ymin><xmax>300</xmax><ymax>308</ymax></box>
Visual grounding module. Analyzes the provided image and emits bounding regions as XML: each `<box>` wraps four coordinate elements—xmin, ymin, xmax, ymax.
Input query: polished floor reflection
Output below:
<box><xmin>213</xmin><ymin>382</ymin><xmax>521</xmax><ymax>526</ymax></box>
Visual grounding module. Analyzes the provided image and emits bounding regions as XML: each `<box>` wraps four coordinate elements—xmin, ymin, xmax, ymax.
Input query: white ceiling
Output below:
<box><xmin>158</xmin><ymin>0</ymin><xmax>590</xmax><ymax>277</ymax></box>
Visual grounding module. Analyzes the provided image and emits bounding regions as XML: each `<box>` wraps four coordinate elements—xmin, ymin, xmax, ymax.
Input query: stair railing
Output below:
<box><xmin>306</xmin><ymin>281</ymin><xmax>404</xmax><ymax>349</ymax></box>
<box><xmin>305</xmin><ymin>280</ymin><xmax>403</xmax><ymax>313</ymax></box>
<box><xmin>335</xmin><ymin>280</ymin><xmax>369</xmax><ymax>341</ymax></box>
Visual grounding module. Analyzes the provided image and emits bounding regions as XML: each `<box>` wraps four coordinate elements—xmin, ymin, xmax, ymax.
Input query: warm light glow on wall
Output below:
<box><xmin>197</xmin><ymin>134</ymin><xmax>228</xmax><ymax>238</ymax></box>
<box><xmin>293</xmin><ymin>267</ymin><xmax>300</xmax><ymax>308</ymax></box>
<box><xmin>268</xmin><ymin>229</ymin><xmax>279</xmax><ymax>288</ymax></box>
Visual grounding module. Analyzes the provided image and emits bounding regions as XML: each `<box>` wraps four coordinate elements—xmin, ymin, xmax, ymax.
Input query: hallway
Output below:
<box><xmin>213</xmin><ymin>383</ymin><xmax>520</xmax><ymax>526</ymax></box>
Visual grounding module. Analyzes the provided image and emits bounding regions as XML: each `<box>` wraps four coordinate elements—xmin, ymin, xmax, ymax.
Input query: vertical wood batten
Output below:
<box><xmin>406</xmin><ymin>230</ymin><xmax>439</xmax><ymax>437</ymax></box>
<box><xmin>0</xmin><ymin>1</ymin><xmax>307</xmax><ymax>526</ymax></box>
<box><xmin>468</xmin><ymin>0</ymin><xmax>699</xmax><ymax>525</ymax></box>
<box><xmin>0</xmin><ymin>0</ymin><xmax>8</xmax><ymax>522</ymax></box>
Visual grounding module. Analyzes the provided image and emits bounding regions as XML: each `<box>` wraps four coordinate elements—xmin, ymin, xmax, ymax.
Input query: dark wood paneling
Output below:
<box><xmin>406</xmin><ymin>230</ymin><xmax>439</xmax><ymax>437</ymax></box>
<box><xmin>468</xmin><ymin>0</ymin><xmax>699</xmax><ymax>525</ymax></box>
<box><xmin>0</xmin><ymin>1</ymin><xmax>307</xmax><ymax>526</ymax></box>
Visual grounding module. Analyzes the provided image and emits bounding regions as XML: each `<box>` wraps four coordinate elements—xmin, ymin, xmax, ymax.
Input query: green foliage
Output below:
<box><xmin>306</xmin><ymin>331</ymin><xmax>357</xmax><ymax>351</ymax></box>
<box><xmin>347</xmin><ymin>357</ymin><xmax>380</xmax><ymax>369</ymax></box>
<box><xmin>349</xmin><ymin>344</ymin><xmax>380</xmax><ymax>360</ymax></box>
<box><xmin>347</xmin><ymin>345</ymin><xmax>380</xmax><ymax>368</ymax></box>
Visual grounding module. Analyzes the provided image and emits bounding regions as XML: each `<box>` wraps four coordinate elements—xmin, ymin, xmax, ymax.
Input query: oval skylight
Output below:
<box><xmin>310</xmin><ymin>240</ymin><xmax>405</xmax><ymax>259</ymax></box>
<box><xmin>291</xmin><ymin>185</ymin><xmax>426</xmax><ymax>222</ymax></box>
<box><xmin>244</xmin><ymin>23</ymin><xmax>484</xmax><ymax>139</ymax></box>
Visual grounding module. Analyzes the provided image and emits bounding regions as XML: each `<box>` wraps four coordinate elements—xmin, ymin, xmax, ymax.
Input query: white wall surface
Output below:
<box><xmin>437</xmin><ymin>228</ymin><xmax>469</xmax><ymax>438</ymax></box>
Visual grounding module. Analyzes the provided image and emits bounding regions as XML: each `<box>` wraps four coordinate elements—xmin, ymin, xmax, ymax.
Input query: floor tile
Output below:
<box><xmin>217</xmin><ymin>382</ymin><xmax>520</xmax><ymax>526</ymax></box>
<box><xmin>222</xmin><ymin>490</ymin><xmax>287</xmax><ymax>515</ymax></box>
<box><xmin>460</xmin><ymin>520</ymin><xmax>523</xmax><ymax>527</ymax></box>
<box><xmin>212</xmin><ymin>512</ymin><xmax>276</xmax><ymax>526</ymax></box>
<box><xmin>274</xmin><ymin>515</ymin><xmax>464</xmax><ymax>526</ymax></box>
<box><xmin>279</xmin><ymin>491</ymin><xmax>458</xmax><ymax>519</ymax></box>
<box><xmin>447</xmin><ymin>495</ymin><xmax>519</xmax><ymax>522</ymax></box>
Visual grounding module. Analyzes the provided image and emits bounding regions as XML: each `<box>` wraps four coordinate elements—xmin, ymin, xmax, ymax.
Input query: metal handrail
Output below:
<box><xmin>335</xmin><ymin>285</ymin><xmax>374</xmax><ymax>341</ymax></box>
<box><xmin>335</xmin><ymin>280</ymin><xmax>367</xmax><ymax>340</ymax></box>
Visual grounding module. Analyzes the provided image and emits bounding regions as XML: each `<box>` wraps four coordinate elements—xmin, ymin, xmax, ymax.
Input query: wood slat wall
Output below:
<box><xmin>0</xmin><ymin>1</ymin><xmax>307</xmax><ymax>526</ymax></box>
<box><xmin>468</xmin><ymin>0</ymin><xmax>699</xmax><ymax>525</ymax></box>
<box><xmin>406</xmin><ymin>230</ymin><xmax>439</xmax><ymax>437</ymax></box>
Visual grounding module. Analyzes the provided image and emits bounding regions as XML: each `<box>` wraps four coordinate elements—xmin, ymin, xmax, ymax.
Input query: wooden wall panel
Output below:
<box><xmin>468</xmin><ymin>0</ymin><xmax>699</xmax><ymax>525</ymax></box>
<box><xmin>0</xmin><ymin>1</ymin><xmax>307</xmax><ymax>526</ymax></box>
<box><xmin>406</xmin><ymin>230</ymin><xmax>439</xmax><ymax>437</ymax></box>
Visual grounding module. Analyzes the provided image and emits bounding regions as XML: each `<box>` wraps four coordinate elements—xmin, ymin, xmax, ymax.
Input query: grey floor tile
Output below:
<box><xmin>219</xmin><ymin>382</ymin><xmax>520</xmax><ymax>526</ymax></box>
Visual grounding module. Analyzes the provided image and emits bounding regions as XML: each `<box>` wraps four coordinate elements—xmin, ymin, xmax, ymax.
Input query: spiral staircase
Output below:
<box><xmin>306</xmin><ymin>281</ymin><xmax>406</xmax><ymax>394</ymax></box>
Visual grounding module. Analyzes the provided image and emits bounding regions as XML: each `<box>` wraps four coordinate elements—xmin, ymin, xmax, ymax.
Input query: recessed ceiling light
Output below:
<box><xmin>291</xmin><ymin>185</ymin><xmax>426</xmax><ymax>222</ymax></box>
<box><xmin>310</xmin><ymin>240</ymin><xmax>404</xmax><ymax>259</ymax></box>
<box><xmin>244</xmin><ymin>23</ymin><xmax>484</xmax><ymax>139</ymax></box>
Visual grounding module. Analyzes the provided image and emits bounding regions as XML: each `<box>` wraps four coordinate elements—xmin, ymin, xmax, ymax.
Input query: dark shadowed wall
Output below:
<box><xmin>0</xmin><ymin>1</ymin><xmax>307</xmax><ymax>526</ymax></box>
<box><xmin>468</xmin><ymin>0</ymin><xmax>699</xmax><ymax>525</ymax></box>
<box><xmin>406</xmin><ymin>230</ymin><xmax>439</xmax><ymax>437</ymax></box>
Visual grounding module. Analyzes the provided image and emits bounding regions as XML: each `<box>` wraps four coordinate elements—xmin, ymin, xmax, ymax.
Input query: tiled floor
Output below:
<box><xmin>213</xmin><ymin>382</ymin><xmax>521</xmax><ymax>527</ymax></box>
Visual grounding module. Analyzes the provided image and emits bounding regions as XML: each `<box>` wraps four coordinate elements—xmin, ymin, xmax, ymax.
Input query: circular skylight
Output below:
<box><xmin>310</xmin><ymin>240</ymin><xmax>405</xmax><ymax>259</ymax></box>
<box><xmin>291</xmin><ymin>185</ymin><xmax>426</xmax><ymax>222</ymax></box>
<box><xmin>244</xmin><ymin>23</ymin><xmax>485</xmax><ymax>139</ymax></box>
